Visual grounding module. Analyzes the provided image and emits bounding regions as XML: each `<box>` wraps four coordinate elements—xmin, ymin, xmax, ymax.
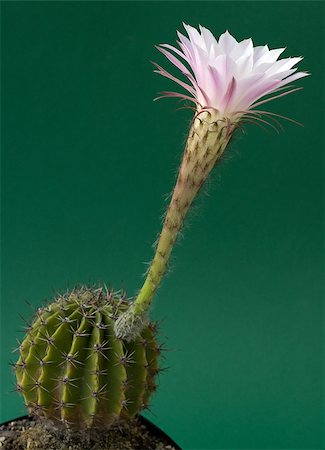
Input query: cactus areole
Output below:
<box><xmin>15</xmin><ymin>288</ymin><xmax>159</xmax><ymax>428</ymax></box>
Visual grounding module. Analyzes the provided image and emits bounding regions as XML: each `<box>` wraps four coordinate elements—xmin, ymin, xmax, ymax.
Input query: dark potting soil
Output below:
<box><xmin>0</xmin><ymin>417</ymin><xmax>177</xmax><ymax>450</ymax></box>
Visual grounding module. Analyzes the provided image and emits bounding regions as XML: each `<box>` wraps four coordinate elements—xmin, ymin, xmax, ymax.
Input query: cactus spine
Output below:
<box><xmin>115</xmin><ymin>108</ymin><xmax>236</xmax><ymax>340</ymax></box>
<box><xmin>14</xmin><ymin>287</ymin><xmax>159</xmax><ymax>428</ymax></box>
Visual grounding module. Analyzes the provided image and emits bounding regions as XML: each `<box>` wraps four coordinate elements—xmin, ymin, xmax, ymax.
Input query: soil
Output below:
<box><xmin>0</xmin><ymin>417</ymin><xmax>177</xmax><ymax>450</ymax></box>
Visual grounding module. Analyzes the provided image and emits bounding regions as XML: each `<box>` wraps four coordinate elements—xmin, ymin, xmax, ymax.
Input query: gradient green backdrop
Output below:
<box><xmin>1</xmin><ymin>1</ymin><xmax>324</xmax><ymax>449</ymax></box>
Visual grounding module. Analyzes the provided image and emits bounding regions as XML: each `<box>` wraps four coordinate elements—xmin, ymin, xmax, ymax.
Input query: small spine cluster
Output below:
<box><xmin>14</xmin><ymin>287</ymin><xmax>161</xmax><ymax>428</ymax></box>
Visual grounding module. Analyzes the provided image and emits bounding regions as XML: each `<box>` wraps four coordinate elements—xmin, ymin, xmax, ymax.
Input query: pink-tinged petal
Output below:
<box><xmin>152</xmin><ymin>62</ymin><xmax>196</xmax><ymax>95</ymax></box>
<box><xmin>254</xmin><ymin>62</ymin><xmax>278</xmax><ymax>73</ymax></box>
<box><xmin>218</xmin><ymin>30</ymin><xmax>238</xmax><ymax>53</ymax></box>
<box><xmin>191</xmin><ymin>42</ymin><xmax>212</xmax><ymax>82</ymax></box>
<box><xmin>183</xmin><ymin>23</ymin><xmax>206</xmax><ymax>49</ymax></box>
<box><xmin>209</xmin><ymin>54</ymin><xmax>227</xmax><ymax>85</ymax></box>
<box><xmin>234</xmin><ymin>73</ymin><xmax>268</xmax><ymax>99</ymax></box>
<box><xmin>275</xmin><ymin>71</ymin><xmax>310</xmax><ymax>88</ymax></box>
<box><xmin>208</xmin><ymin>65</ymin><xmax>222</xmax><ymax>90</ymax></box>
<box><xmin>200</xmin><ymin>65</ymin><xmax>223</xmax><ymax>106</ymax></box>
<box><xmin>156</xmin><ymin>46</ymin><xmax>200</xmax><ymax>92</ymax></box>
<box><xmin>230</xmin><ymin>38</ymin><xmax>254</xmax><ymax>61</ymax></box>
<box><xmin>210</xmin><ymin>54</ymin><xmax>237</xmax><ymax>87</ymax></box>
<box><xmin>253</xmin><ymin>45</ymin><xmax>269</xmax><ymax>64</ymax></box>
<box><xmin>222</xmin><ymin>77</ymin><xmax>237</xmax><ymax>111</ymax></box>
<box><xmin>199</xmin><ymin>25</ymin><xmax>218</xmax><ymax>51</ymax></box>
<box><xmin>235</xmin><ymin>80</ymin><xmax>280</xmax><ymax>111</ymax></box>
<box><xmin>254</xmin><ymin>48</ymin><xmax>286</xmax><ymax>66</ymax></box>
<box><xmin>156</xmin><ymin>46</ymin><xmax>192</xmax><ymax>77</ymax></box>
<box><xmin>263</xmin><ymin>47</ymin><xmax>286</xmax><ymax>63</ymax></box>
<box><xmin>234</xmin><ymin>54</ymin><xmax>254</xmax><ymax>78</ymax></box>
<box><xmin>194</xmin><ymin>84</ymin><xmax>210</xmax><ymax>107</ymax></box>
<box><xmin>264</xmin><ymin>57</ymin><xmax>303</xmax><ymax>75</ymax></box>
<box><xmin>159</xmin><ymin>43</ymin><xmax>188</xmax><ymax>61</ymax></box>
<box><xmin>267</xmin><ymin>68</ymin><xmax>297</xmax><ymax>80</ymax></box>
<box><xmin>177</xmin><ymin>32</ymin><xmax>195</xmax><ymax>63</ymax></box>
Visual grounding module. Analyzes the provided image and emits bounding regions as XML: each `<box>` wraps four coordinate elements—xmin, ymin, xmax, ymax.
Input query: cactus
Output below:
<box><xmin>11</xmin><ymin>24</ymin><xmax>308</xmax><ymax>439</ymax></box>
<box><xmin>14</xmin><ymin>287</ymin><xmax>159</xmax><ymax>428</ymax></box>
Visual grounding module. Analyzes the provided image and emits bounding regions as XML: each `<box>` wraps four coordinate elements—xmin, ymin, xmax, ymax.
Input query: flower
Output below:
<box><xmin>155</xmin><ymin>24</ymin><xmax>309</xmax><ymax>119</ymax></box>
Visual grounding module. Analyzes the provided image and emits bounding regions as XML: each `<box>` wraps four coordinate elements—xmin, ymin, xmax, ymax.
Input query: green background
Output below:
<box><xmin>1</xmin><ymin>1</ymin><xmax>323</xmax><ymax>449</ymax></box>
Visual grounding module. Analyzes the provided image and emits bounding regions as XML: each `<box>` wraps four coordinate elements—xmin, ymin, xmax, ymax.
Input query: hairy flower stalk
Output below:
<box><xmin>115</xmin><ymin>110</ymin><xmax>237</xmax><ymax>340</ymax></box>
<box><xmin>115</xmin><ymin>24</ymin><xmax>308</xmax><ymax>341</ymax></box>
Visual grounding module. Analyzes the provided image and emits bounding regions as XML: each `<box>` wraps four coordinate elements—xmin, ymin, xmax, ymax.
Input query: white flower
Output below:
<box><xmin>155</xmin><ymin>24</ymin><xmax>309</xmax><ymax>119</ymax></box>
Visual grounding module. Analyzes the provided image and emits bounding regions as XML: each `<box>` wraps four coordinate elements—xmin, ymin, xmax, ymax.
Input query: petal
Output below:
<box><xmin>218</xmin><ymin>30</ymin><xmax>238</xmax><ymax>54</ymax></box>
<box><xmin>199</xmin><ymin>25</ymin><xmax>218</xmax><ymax>52</ymax></box>
<box><xmin>153</xmin><ymin>62</ymin><xmax>196</xmax><ymax>95</ymax></box>
<box><xmin>265</xmin><ymin>57</ymin><xmax>303</xmax><ymax>75</ymax></box>
<box><xmin>263</xmin><ymin>47</ymin><xmax>286</xmax><ymax>62</ymax></box>
<box><xmin>190</xmin><ymin>42</ymin><xmax>214</xmax><ymax>86</ymax></box>
<box><xmin>232</xmin><ymin>73</ymin><xmax>267</xmax><ymax>109</ymax></box>
<box><xmin>230</xmin><ymin>38</ymin><xmax>254</xmax><ymax>61</ymax></box>
<box><xmin>222</xmin><ymin>77</ymin><xmax>237</xmax><ymax>111</ymax></box>
<box><xmin>183</xmin><ymin>23</ymin><xmax>206</xmax><ymax>50</ymax></box>
<box><xmin>177</xmin><ymin>32</ymin><xmax>196</xmax><ymax>63</ymax></box>
<box><xmin>156</xmin><ymin>46</ymin><xmax>192</xmax><ymax>77</ymax></box>
<box><xmin>235</xmin><ymin>79</ymin><xmax>280</xmax><ymax>111</ymax></box>
<box><xmin>210</xmin><ymin>54</ymin><xmax>229</xmax><ymax>79</ymax></box>
<box><xmin>265</xmin><ymin>67</ymin><xmax>297</xmax><ymax>81</ymax></box>
<box><xmin>255</xmin><ymin>47</ymin><xmax>286</xmax><ymax>66</ymax></box>
<box><xmin>234</xmin><ymin>54</ymin><xmax>254</xmax><ymax>78</ymax></box>
<box><xmin>159</xmin><ymin>43</ymin><xmax>188</xmax><ymax>61</ymax></box>
<box><xmin>207</xmin><ymin>65</ymin><xmax>222</xmax><ymax>91</ymax></box>
<box><xmin>253</xmin><ymin>45</ymin><xmax>269</xmax><ymax>64</ymax></box>
<box><xmin>275</xmin><ymin>71</ymin><xmax>310</xmax><ymax>88</ymax></box>
<box><xmin>156</xmin><ymin>46</ymin><xmax>199</xmax><ymax>90</ymax></box>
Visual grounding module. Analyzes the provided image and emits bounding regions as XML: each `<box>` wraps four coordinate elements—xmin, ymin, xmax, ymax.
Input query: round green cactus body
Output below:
<box><xmin>14</xmin><ymin>287</ymin><xmax>159</xmax><ymax>428</ymax></box>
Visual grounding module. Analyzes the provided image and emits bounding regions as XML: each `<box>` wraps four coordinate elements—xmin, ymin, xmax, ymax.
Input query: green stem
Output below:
<box><xmin>115</xmin><ymin>108</ymin><xmax>235</xmax><ymax>340</ymax></box>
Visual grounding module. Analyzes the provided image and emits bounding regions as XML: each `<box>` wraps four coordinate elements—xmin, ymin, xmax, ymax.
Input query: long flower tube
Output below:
<box><xmin>114</xmin><ymin>24</ymin><xmax>308</xmax><ymax>341</ymax></box>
